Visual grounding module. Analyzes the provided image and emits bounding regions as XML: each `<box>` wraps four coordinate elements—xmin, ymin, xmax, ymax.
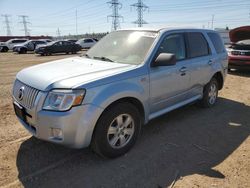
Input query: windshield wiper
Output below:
<box><xmin>93</xmin><ymin>56</ymin><xmax>114</xmax><ymax>62</ymax></box>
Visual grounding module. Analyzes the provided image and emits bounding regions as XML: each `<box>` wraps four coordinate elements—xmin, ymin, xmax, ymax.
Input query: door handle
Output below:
<box><xmin>208</xmin><ymin>60</ymin><xmax>213</xmax><ymax>65</ymax></box>
<box><xmin>179</xmin><ymin>67</ymin><xmax>187</xmax><ymax>76</ymax></box>
<box><xmin>179</xmin><ymin>67</ymin><xmax>187</xmax><ymax>73</ymax></box>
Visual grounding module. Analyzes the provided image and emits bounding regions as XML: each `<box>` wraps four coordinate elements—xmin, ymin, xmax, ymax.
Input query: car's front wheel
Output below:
<box><xmin>91</xmin><ymin>102</ymin><xmax>141</xmax><ymax>158</ymax></box>
<box><xmin>200</xmin><ymin>78</ymin><xmax>219</xmax><ymax>107</ymax></box>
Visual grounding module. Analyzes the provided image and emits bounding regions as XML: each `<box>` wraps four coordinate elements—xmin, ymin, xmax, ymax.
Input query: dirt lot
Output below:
<box><xmin>0</xmin><ymin>52</ymin><xmax>249</xmax><ymax>188</ymax></box>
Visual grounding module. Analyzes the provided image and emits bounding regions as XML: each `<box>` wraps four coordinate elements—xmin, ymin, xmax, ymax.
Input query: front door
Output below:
<box><xmin>149</xmin><ymin>33</ymin><xmax>191</xmax><ymax>114</ymax></box>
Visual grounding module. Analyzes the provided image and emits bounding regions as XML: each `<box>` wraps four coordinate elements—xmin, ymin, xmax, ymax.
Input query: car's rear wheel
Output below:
<box><xmin>200</xmin><ymin>78</ymin><xmax>219</xmax><ymax>108</ymax></box>
<box><xmin>91</xmin><ymin>102</ymin><xmax>141</xmax><ymax>158</ymax></box>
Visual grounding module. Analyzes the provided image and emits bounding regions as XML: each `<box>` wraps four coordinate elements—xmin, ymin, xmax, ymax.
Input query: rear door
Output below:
<box><xmin>185</xmin><ymin>32</ymin><xmax>213</xmax><ymax>96</ymax></box>
<box><xmin>149</xmin><ymin>33</ymin><xmax>191</xmax><ymax>113</ymax></box>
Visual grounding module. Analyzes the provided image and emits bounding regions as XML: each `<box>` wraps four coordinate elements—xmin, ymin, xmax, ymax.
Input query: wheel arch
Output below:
<box><xmin>212</xmin><ymin>71</ymin><xmax>224</xmax><ymax>90</ymax></box>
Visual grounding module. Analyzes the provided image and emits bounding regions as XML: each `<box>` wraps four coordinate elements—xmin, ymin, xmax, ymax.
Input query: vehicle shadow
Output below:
<box><xmin>16</xmin><ymin>97</ymin><xmax>250</xmax><ymax>188</ymax></box>
<box><xmin>228</xmin><ymin>69</ymin><xmax>250</xmax><ymax>78</ymax></box>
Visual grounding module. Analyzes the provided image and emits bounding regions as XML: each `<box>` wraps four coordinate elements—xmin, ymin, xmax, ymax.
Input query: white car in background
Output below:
<box><xmin>1</xmin><ymin>39</ymin><xmax>28</xmax><ymax>52</ymax></box>
<box><xmin>76</xmin><ymin>38</ymin><xmax>96</xmax><ymax>49</ymax></box>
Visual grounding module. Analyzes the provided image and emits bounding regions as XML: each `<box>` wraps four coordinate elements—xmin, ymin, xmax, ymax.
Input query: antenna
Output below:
<box><xmin>18</xmin><ymin>15</ymin><xmax>31</xmax><ymax>36</ymax></box>
<box><xmin>131</xmin><ymin>0</ymin><xmax>149</xmax><ymax>27</ymax></box>
<box><xmin>1</xmin><ymin>14</ymin><xmax>12</xmax><ymax>36</ymax></box>
<box><xmin>107</xmin><ymin>0</ymin><xmax>123</xmax><ymax>31</ymax></box>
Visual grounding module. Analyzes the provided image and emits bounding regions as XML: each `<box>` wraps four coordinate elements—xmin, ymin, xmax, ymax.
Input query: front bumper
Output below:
<box><xmin>14</xmin><ymin>100</ymin><xmax>103</xmax><ymax>148</ymax></box>
<box><xmin>228</xmin><ymin>55</ymin><xmax>250</xmax><ymax>69</ymax></box>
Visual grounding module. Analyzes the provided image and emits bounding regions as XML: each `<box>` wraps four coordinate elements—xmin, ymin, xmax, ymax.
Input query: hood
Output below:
<box><xmin>16</xmin><ymin>56</ymin><xmax>136</xmax><ymax>91</ymax></box>
<box><xmin>229</xmin><ymin>26</ymin><xmax>250</xmax><ymax>43</ymax></box>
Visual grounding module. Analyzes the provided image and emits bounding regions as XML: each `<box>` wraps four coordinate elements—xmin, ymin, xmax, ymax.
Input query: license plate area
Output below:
<box><xmin>13</xmin><ymin>102</ymin><xmax>26</xmax><ymax>122</ymax></box>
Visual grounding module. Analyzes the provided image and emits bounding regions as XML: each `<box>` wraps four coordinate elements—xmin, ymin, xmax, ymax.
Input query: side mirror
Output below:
<box><xmin>152</xmin><ymin>53</ymin><xmax>176</xmax><ymax>67</ymax></box>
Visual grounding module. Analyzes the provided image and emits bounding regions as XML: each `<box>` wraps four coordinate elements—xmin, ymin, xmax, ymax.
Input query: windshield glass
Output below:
<box><xmin>86</xmin><ymin>30</ymin><xmax>157</xmax><ymax>65</ymax></box>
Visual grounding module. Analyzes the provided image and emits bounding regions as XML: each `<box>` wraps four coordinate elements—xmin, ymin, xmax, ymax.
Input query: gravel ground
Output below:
<box><xmin>0</xmin><ymin>52</ymin><xmax>249</xmax><ymax>188</ymax></box>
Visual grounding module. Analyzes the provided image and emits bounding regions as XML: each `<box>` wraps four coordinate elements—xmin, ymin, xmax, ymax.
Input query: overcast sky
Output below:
<box><xmin>0</xmin><ymin>0</ymin><xmax>249</xmax><ymax>36</ymax></box>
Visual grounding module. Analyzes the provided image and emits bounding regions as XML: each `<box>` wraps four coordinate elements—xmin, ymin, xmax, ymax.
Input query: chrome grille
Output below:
<box><xmin>13</xmin><ymin>80</ymin><xmax>40</xmax><ymax>109</ymax></box>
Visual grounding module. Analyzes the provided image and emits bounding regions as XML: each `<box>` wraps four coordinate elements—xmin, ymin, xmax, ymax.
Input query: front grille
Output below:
<box><xmin>231</xmin><ymin>50</ymin><xmax>250</xmax><ymax>56</ymax></box>
<box><xmin>13</xmin><ymin>79</ymin><xmax>40</xmax><ymax>109</ymax></box>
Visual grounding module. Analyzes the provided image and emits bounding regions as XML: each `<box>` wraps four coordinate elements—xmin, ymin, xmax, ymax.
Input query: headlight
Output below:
<box><xmin>43</xmin><ymin>89</ymin><xmax>85</xmax><ymax>111</ymax></box>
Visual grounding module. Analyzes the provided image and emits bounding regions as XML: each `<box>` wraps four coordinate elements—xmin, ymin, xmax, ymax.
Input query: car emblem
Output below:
<box><xmin>18</xmin><ymin>86</ymin><xmax>25</xmax><ymax>100</ymax></box>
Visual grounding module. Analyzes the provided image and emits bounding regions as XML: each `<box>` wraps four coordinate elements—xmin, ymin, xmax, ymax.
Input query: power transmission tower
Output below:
<box><xmin>131</xmin><ymin>0</ymin><xmax>149</xmax><ymax>27</ymax></box>
<box><xmin>1</xmin><ymin>14</ymin><xmax>12</xmax><ymax>36</ymax></box>
<box><xmin>107</xmin><ymin>0</ymin><xmax>123</xmax><ymax>31</ymax></box>
<box><xmin>18</xmin><ymin>15</ymin><xmax>31</xmax><ymax>36</ymax></box>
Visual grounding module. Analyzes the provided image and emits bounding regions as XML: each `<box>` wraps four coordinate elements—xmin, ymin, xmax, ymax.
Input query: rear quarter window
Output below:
<box><xmin>207</xmin><ymin>32</ymin><xmax>225</xmax><ymax>54</ymax></box>
<box><xmin>186</xmin><ymin>32</ymin><xmax>210</xmax><ymax>58</ymax></box>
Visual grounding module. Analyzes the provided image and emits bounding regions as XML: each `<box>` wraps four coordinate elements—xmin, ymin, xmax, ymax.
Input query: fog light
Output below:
<box><xmin>51</xmin><ymin>128</ymin><xmax>63</xmax><ymax>140</ymax></box>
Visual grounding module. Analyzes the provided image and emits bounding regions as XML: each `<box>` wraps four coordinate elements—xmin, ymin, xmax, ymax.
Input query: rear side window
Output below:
<box><xmin>156</xmin><ymin>33</ymin><xmax>186</xmax><ymax>61</ymax></box>
<box><xmin>186</xmin><ymin>32</ymin><xmax>210</xmax><ymax>58</ymax></box>
<box><xmin>12</xmin><ymin>40</ymin><xmax>25</xmax><ymax>43</ymax></box>
<box><xmin>207</xmin><ymin>32</ymin><xmax>225</xmax><ymax>54</ymax></box>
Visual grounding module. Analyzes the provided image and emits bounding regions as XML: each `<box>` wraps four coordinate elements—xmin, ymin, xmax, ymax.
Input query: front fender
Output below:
<box><xmin>83</xmin><ymin>78</ymin><xmax>149</xmax><ymax>121</ymax></box>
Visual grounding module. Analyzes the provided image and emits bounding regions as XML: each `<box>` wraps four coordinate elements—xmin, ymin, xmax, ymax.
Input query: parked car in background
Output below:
<box><xmin>76</xmin><ymin>38</ymin><xmax>96</xmax><ymax>49</ymax></box>
<box><xmin>227</xmin><ymin>26</ymin><xmax>250</xmax><ymax>70</ymax></box>
<box><xmin>13</xmin><ymin>40</ymin><xmax>47</xmax><ymax>54</ymax></box>
<box><xmin>35</xmin><ymin>40</ymin><xmax>81</xmax><ymax>55</ymax></box>
<box><xmin>66</xmin><ymin>39</ymin><xmax>78</xmax><ymax>43</ymax></box>
<box><xmin>0</xmin><ymin>38</ymin><xmax>28</xmax><ymax>52</ymax></box>
<box><xmin>13</xmin><ymin>28</ymin><xmax>227</xmax><ymax>158</ymax></box>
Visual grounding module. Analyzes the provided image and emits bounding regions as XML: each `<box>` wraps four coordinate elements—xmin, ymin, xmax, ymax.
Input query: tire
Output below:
<box><xmin>91</xmin><ymin>102</ymin><xmax>141</xmax><ymax>158</ymax></box>
<box><xmin>19</xmin><ymin>48</ymin><xmax>27</xmax><ymax>54</ymax></box>
<box><xmin>2</xmin><ymin>47</ymin><xmax>9</xmax><ymax>52</ymax></box>
<box><xmin>200</xmin><ymin>78</ymin><xmax>219</xmax><ymax>108</ymax></box>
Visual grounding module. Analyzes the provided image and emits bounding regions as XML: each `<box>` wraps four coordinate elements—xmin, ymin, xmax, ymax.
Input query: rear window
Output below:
<box><xmin>186</xmin><ymin>32</ymin><xmax>210</xmax><ymax>58</ymax></box>
<box><xmin>84</xmin><ymin>39</ymin><xmax>93</xmax><ymax>43</ymax></box>
<box><xmin>208</xmin><ymin>32</ymin><xmax>225</xmax><ymax>54</ymax></box>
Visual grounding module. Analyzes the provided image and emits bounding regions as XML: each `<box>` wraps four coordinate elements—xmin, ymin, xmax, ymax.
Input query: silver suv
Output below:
<box><xmin>13</xmin><ymin>28</ymin><xmax>228</xmax><ymax>158</ymax></box>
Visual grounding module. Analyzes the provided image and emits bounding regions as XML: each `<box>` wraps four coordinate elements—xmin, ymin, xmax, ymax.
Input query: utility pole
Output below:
<box><xmin>1</xmin><ymin>14</ymin><xmax>12</xmax><ymax>36</ymax></box>
<box><xmin>107</xmin><ymin>0</ymin><xmax>123</xmax><ymax>31</ymax></box>
<box><xmin>131</xmin><ymin>0</ymin><xmax>149</xmax><ymax>27</ymax></box>
<box><xmin>18</xmin><ymin>15</ymin><xmax>31</xmax><ymax>36</ymax></box>
<box><xmin>75</xmin><ymin>9</ymin><xmax>78</xmax><ymax>36</ymax></box>
<box><xmin>211</xmin><ymin>14</ymin><xmax>214</xmax><ymax>29</ymax></box>
<box><xmin>56</xmin><ymin>28</ymin><xmax>61</xmax><ymax>40</ymax></box>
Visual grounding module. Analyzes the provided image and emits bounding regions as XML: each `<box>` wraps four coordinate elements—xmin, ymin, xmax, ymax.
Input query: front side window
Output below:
<box><xmin>186</xmin><ymin>32</ymin><xmax>210</xmax><ymax>58</ymax></box>
<box><xmin>156</xmin><ymin>33</ymin><xmax>186</xmax><ymax>61</ymax></box>
<box><xmin>86</xmin><ymin>31</ymin><xmax>157</xmax><ymax>65</ymax></box>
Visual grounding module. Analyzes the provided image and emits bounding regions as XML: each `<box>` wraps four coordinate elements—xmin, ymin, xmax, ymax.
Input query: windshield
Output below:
<box><xmin>86</xmin><ymin>30</ymin><xmax>157</xmax><ymax>65</ymax></box>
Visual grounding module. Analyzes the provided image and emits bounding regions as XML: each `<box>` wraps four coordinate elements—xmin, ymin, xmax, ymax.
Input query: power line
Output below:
<box><xmin>107</xmin><ymin>0</ymin><xmax>123</xmax><ymax>31</ymax></box>
<box><xmin>18</xmin><ymin>15</ymin><xmax>31</xmax><ymax>36</ymax></box>
<box><xmin>1</xmin><ymin>14</ymin><xmax>12</xmax><ymax>36</ymax></box>
<box><xmin>131</xmin><ymin>0</ymin><xmax>149</xmax><ymax>27</ymax></box>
